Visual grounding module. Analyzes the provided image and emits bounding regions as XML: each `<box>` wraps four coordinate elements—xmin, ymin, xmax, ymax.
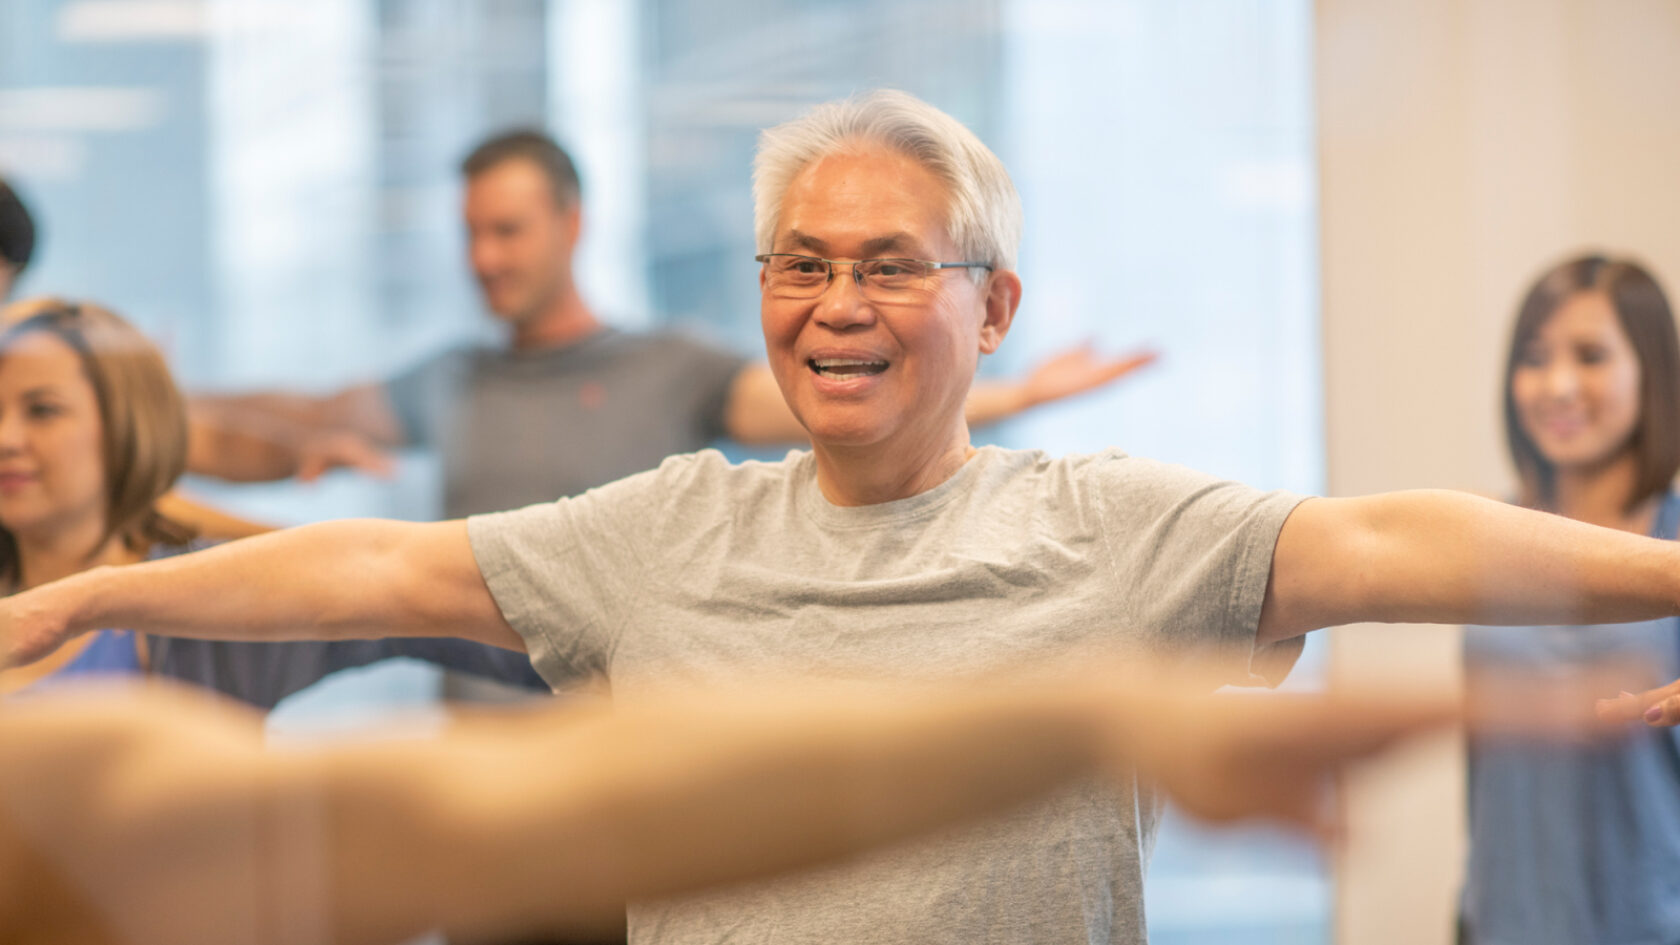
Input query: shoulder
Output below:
<box><xmin>619</xmin><ymin>328</ymin><xmax>746</xmax><ymax>371</ymax></box>
<box><xmin>386</xmin><ymin>344</ymin><xmax>477</xmax><ymax>389</ymax></box>
<box><xmin>476</xmin><ymin>449</ymin><xmax>803</xmax><ymax>531</ymax></box>
<box><xmin>967</xmin><ymin>445</ymin><xmax>1139</xmax><ymax>496</ymax></box>
<box><xmin>972</xmin><ymin>447</ymin><xmax>1301</xmax><ymax>525</ymax></box>
<box><xmin>633</xmin><ymin>447</ymin><xmax>803</xmax><ymax>507</ymax></box>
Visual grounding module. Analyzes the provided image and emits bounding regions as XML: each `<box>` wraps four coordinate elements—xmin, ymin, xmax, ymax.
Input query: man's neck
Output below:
<box><xmin>811</xmin><ymin>424</ymin><xmax>977</xmax><ymax>508</ymax></box>
<box><xmin>509</xmin><ymin>287</ymin><xmax>601</xmax><ymax>352</ymax></box>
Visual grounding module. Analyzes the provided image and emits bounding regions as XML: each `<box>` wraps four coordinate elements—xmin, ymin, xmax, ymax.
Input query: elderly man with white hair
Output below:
<box><xmin>9</xmin><ymin>90</ymin><xmax>1680</xmax><ymax>944</ymax></box>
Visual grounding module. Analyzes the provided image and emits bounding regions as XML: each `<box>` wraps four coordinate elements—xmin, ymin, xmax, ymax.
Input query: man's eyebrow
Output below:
<box><xmin>783</xmin><ymin>230</ymin><xmax>827</xmax><ymax>253</ymax></box>
<box><xmin>859</xmin><ymin>233</ymin><xmax>922</xmax><ymax>257</ymax></box>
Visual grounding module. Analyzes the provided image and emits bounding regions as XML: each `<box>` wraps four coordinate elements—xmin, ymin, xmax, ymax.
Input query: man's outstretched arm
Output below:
<box><xmin>1258</xmin><ymin>490</ymin><xmax>1680</xmax><ymax>645</ymax></box>
<box><xmin>1</xmin><ymin>519</ymin><xmax>522</xmax><ymax>670</ymax></box>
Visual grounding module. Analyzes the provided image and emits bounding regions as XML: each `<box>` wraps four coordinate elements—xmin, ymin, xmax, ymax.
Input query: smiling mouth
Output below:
<box><xmin>809</xmin><ymin>358</ymin><xmax>889</xmax><ymax>378</ymax></box>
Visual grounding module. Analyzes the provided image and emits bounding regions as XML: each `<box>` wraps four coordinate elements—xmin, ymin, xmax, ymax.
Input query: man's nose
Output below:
<box><xmin>469</xmin><ymin>238</ymin><xmax>500</xmax><ymax>274</ymax></box>
<box><xmin>814</xmin><ymin>264</ymin><xmax>876</xmax><ymax>330</ymax></box>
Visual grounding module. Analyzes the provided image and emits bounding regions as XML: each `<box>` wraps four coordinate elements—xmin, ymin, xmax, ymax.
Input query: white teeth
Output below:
<box><xmin>809</xmin><ymin>357</ymin><xmax>889</xmax><ymax>378</ymax></box>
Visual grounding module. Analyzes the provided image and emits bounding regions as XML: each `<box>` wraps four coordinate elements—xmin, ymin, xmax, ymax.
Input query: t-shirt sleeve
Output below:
<box><xmin>383</xmin><ymin>349</ymin><xmax>463</xmax><ymax>448</ymax></box>
<box><xmin>666</xmin><ymin>335</ymin><xmax>749</xmax><ymax>441</ymax></box>
<box><xmin>467</xmin><ymin>463</ymin><xmax>670</xmax><ymax>689</ymax></box>
<box><xmin>1090</xmin><ymin>453</ymin><xmax>1308</xmax><ymax>686</ymax></box>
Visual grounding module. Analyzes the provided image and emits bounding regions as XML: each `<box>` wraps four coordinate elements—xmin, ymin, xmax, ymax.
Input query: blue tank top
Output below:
<box><xmin>14</xmin><ymin>545</ymin><xmax>190</xmax><ymax>692</ymax></box>
<box><xmin>1463</xmin><ymin>491</ymin><xmax>1680</xmax><ymax>945</ymax></box>
<box><xmin>37</xmin><ymin>629</ymin><xmax>144</xmax><ymax>682</ymax></box>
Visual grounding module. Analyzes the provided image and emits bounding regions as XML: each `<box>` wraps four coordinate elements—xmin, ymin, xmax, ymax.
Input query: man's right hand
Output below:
<box><xmin>0</xmin><ymin>578</ymin><xmax>79</xmax><ymax>671</ymax></box>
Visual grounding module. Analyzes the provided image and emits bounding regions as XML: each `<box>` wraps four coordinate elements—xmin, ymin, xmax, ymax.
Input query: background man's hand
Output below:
<box><xmin>296</xmin><ymin>430</ymin><xmax>396</xmax><ymax>482</ymax></box>
<box><xmin>1017</xmin><ymin>344</ymin><xmax>1159</xmax><ymax>410</ymax></box>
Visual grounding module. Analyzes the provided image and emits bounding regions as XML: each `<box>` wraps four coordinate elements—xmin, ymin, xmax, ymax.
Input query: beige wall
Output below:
<box><xmin>1317</xmin><ymin>1</ymin><xmax>1680</xmax><ymax>942</ymax></box>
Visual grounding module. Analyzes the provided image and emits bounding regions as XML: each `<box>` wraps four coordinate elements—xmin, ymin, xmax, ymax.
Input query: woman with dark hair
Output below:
<box><xmin>0</xmin><ymin>298</ymin><xmax>544</xmax><ymax>701</ymax></box>
<box><xmin>1462</xmin><ymin>254</ymin><xmax>1680</xmax><ymax>945</ymax></box>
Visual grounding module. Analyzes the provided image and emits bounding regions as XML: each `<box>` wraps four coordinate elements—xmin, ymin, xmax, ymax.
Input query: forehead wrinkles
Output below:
<box><xmin>777</xmin><ymin>150</ymin><xmax>955</xmax><ymax>254</ymax></box>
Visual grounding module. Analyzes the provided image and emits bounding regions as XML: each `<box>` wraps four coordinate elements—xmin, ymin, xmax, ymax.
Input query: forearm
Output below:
<box><xmin>188</xmin><ymin>395</ymin><xmax>323</xmax><ymax>481</ymax></box>
<box><xmin>337</xmin><ymin>682</ymin><xmax>1116</xmax><ymax>940</ymax></box>
<box><xmin>0</xmin><ymin>689</ymin><xmax>330</xmax><ymax>945</ymax></box>
<box><xmin>964</xmin><ymin>380</ymin><xmax>1030</xmax><ymax>427</ymax></box>
<box><xmin>1266</xmin><ymin>490</ymin><xmax>1680</xmax><ymax>639</ymax></box>
<box><xmin>723</xmin><ymin>365</ymin><xmax>809</xmax><ymax>444</ymax></box>
<box><xmin>154</xmin><ymin>492</ymin><xmax>275</xmax><ymax>540</ymax></box>
<box><xmin>188</xmin><ymin>388</ymin><xmax>401</xmax><ymax>482</ymax></box>
<box><xmin>11</xmin><ymin>520</ymin><xmax>520</xmax><ymax>662</ymax></box>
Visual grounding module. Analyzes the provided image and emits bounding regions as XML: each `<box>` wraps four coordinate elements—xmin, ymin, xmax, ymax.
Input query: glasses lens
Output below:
<box><xmin>765</xmin><ymin>255</ymin><xmax>829</xmax><ymax>297</ymax></box>
<box><xmin>857</xmin><ymin>259</ymin><xmax>930</xmax><ymax>298</ymax></box>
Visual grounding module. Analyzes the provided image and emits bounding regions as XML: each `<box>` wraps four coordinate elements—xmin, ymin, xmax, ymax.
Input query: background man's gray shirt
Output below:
<box><xmin>469</xmin><ymin>446</ymin><xmax>1305</xmax><ymax>945</ymax></box>
<box><xmin>386</xmin><ymin>327</ymin><xmax>744</xmax><ymax>517</ymax></box>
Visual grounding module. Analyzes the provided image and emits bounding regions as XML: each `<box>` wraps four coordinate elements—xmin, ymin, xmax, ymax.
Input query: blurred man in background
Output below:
<box><xmin>185</xmin><ymin>130</ymin><xmax>1153</xmax><ymax>516</ymax></box>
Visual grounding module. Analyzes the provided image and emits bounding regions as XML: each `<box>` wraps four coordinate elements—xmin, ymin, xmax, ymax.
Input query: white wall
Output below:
<box><xmin>1318</xmin><ymin>1</ymin><xmax>1680</xmax><ymax>942</ymax></box>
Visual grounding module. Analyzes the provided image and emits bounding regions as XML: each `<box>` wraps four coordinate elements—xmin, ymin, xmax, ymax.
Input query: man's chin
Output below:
<box><xmin>804</xmin><ymin>420</ymin><xmax>892</xmax><ymax>451</ymax></box>
<box><xmin>485</xmin><ymin>303</ymin><xmax>527</xmax><ymax>323</ymax></box>
<box><xmin>478</xmin><ymin>289</ymin><xmax>533</xmax><ymax>322</ymax></box>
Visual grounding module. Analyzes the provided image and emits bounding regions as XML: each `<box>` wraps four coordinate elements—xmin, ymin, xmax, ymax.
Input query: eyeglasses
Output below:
<box><xmin>756</xmin><ymin>253</ymin><xmax>993</xmax><ymax>302</ymax></box>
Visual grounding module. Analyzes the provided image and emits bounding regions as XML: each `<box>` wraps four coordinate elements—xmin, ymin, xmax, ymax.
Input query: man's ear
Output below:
<box><xmin>978</xmin><ymin>269</ymin><xmax>1022</xmax><ymax>355</ymax></box>
<box><xmin>562</xmin><ymin>204</ymin><xmax>583</xmax><ymax>248</ymax></box>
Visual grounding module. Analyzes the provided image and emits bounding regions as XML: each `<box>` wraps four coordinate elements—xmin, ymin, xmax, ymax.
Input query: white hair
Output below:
<box><xmin>752</xmin><ymin>89</ymin><xmax>1023</xmax><ymax>272</ymax></box>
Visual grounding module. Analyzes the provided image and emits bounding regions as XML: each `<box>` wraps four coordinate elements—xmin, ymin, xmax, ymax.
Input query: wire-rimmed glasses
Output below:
<box><xmin>756</xmin><ymin>253</ymin><xmax>992</xmax><ymax>302</ymax></box>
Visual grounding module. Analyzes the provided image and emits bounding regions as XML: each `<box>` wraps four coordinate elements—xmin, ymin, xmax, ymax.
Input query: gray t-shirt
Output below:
<box><xmin>469</xmin><ymin>446</ymin><xmax>1305</xmax><ymax>945</ymax></box>
<box><xmin>386</xmin><ymin>328</ymin><xmax>745</xmax><ymax>517</ymax></box>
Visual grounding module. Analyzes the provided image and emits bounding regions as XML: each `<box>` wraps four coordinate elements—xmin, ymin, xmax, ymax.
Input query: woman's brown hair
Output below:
<box><xmin>1503</xmin><ymin>255</ymin><xmax>1680</xmax><ymax>512</ymax></box>
<box><xmin>0</xmin><ymin>299</ymin><xmax>196</xmax><ymax>586</ymax></box>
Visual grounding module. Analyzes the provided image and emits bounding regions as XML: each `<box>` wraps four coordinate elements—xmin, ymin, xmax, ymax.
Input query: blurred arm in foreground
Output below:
<box><xmin>0</xmin><ymin>664</ymin><xmax>1608</xmax><ymax>945</ymax></box>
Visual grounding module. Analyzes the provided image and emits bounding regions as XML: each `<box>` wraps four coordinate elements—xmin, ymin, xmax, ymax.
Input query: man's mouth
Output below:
<box><xmin>808</xmin><ymin>358</ymin><xmax>889</xmax><ymax>378</ymax></box>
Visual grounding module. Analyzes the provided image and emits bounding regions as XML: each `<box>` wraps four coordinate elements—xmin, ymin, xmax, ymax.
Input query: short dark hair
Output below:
<box><xmin>460</xmin><ymin>129</ymin><xmax>581</xmax><ymax>208</ymax></box>
<box><xmin>1503</xmin><ymin>254</ymin><xmax>1680</xmax><ymax>512</ymax></box>
<box><xmin>0</xmin><ymin>178</ymin><xmax>37</xmax><ymax>273</ymax></box>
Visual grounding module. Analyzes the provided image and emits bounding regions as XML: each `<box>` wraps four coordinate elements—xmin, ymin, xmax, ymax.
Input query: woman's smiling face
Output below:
<box><xmin>1510</xmin><ymin>290</ymin><xmax>1643</xmax><ymax>474</ymax></box>
<box><xmin>0</xmin><ymin>330</ymin><xmax>106</xmax><ymax>542</ymax></box>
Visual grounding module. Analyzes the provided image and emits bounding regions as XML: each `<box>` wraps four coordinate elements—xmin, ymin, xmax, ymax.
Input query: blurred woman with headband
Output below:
<box><xmin>0</xmin><ymin>298</ymin><xmax>544</xmax><ymax>702</ymax></box>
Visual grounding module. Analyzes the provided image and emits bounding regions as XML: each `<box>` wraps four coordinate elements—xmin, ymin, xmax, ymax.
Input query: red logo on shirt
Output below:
<box><xmin>579</xmin><ymin>382</ymin><xmax>607</xmax><ymax>410</ymax></box>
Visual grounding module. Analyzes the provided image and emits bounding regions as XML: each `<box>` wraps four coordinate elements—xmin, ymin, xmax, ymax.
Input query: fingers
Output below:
<box><xmin>296</xmin><ymin>434</ymin><xmax>396</xmax><ymax>482</ymax></box>
<box><xmin>343</xmin><ymin>439</ymin><xmax>397</xmax><ymax>478</ymax></box>
<box><xmin>1596</xmin><ymin>676</ymin><xmax>1680</xmax><ymax>727</ymax></box>
<box><xmin>1111</xmin><ymin>349</ymin><xmax>1160</xmax><ymax>377</ymax></box>
<box><xmin>1594</xmin><ymin>689</ymin><xmax>1648</xmax><ymax>724</ymax></box>
<box><xmin>1643</xmin><ymin>694</ymin><xmax>1680</xmax><ymax>727</ymax></box>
